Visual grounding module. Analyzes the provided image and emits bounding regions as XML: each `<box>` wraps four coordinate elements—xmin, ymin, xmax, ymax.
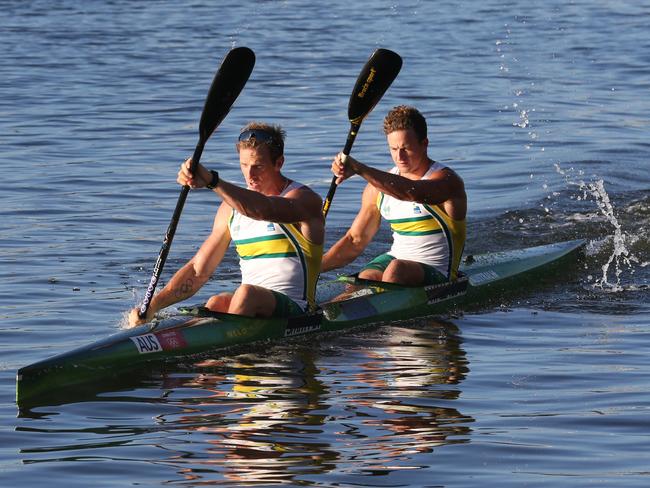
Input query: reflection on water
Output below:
<box><xmin>17</xmin><ymin>320</ymin><xmax>471</xmax><ymax>484</ymax></box>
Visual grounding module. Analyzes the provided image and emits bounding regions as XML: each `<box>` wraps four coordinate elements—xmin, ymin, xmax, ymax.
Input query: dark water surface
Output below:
<box><xmin>1</xmin><ymin>1</ymin><xmax>649</xmax><ymax>486</ymax></box>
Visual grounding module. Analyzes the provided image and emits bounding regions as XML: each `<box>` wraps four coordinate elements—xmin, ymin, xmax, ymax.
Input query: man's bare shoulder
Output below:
<box><xmin>426</xmin><ymin>165</ymin><xmax>465</xmax><ymax>191</ymax></box>
<box><xmin>212</xmin><ymin>200</ymin><xmax>234</xmax><ymax>225</ymax></box>
<box><xmin>361</xmin><ymin>180</ymin><xmax>380</xmax><ymax>198</ymax></box>
<box><xmin>427</xmin><ymin>164</ymin><xmax>462</xmax><ymax>179</ymax></box>
<box><xmin>282</xmin><ymin>183</ymin><xmax>324</xmax><ymax>226</ymax></box>
<box><xmin>285</xmin><ymin>182</ymin><xmax>323</xmax><ymax>205</ymax></box>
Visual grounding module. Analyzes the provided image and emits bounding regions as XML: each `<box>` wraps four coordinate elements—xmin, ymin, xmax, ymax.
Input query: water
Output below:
<box><xmin>1</xmin><ymin>0</ymin><xmax>649</xmax><ymax>486</ymax></box>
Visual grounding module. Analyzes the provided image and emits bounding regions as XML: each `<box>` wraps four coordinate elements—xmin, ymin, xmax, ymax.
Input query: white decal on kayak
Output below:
<box><xmin>130</xmin><ymin>334</ymin><xmax>162</xmax><ymax>354</ymax></box>
<box><xmin>284</xmin><ymin>323</ymin><xmax>321</xmax><ymax>337</ymax></box>
<box><xmin>469</xmin><ymin>270</ymin><xmax>500</xmax><ymax>285</ymax></box>
<box><xmin>284</xmin><ymin>312</ymin><xmax>323</xmax><ymax>337</ymax></box>
<box><xmin>425</xmin><ymin>278</ymin><xmax>468</xmax><ymax>304</ymax></box>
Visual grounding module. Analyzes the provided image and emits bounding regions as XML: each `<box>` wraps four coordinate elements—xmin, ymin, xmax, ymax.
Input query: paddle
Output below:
<box><xmin>321</xmin><ymin>48</ymin><xmax>402</xmax><ymax>218</ymax></box>
<box><xmin>138</xmin><ymin>47</ymin><xmax>256</xmax><ymax>319</ymax></box>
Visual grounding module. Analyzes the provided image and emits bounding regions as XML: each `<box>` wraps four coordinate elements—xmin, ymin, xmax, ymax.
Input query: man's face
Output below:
<box><xmin>239</xmin><ymin>145</ymin><xmax>282</xmax><ymax>192</ymax></box>
<box><xmin>387</xmin><ymin>129</ymin><xmax>428</xmax><ymax>173</ymax></box>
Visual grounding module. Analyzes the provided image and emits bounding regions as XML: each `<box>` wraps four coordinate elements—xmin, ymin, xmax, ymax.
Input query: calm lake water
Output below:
<box><xmin>1</xmin><ymin>1</ymin><xmax>649</xmax><ymax>486</ymax></box>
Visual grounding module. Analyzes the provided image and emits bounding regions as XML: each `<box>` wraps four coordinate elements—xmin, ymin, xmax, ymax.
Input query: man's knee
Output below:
<box><xmin>229</xmin><ymin>284</ymin><xmax>275</xmax><ymax>316</ymax></box>
<box><xmin>206</xmin><ymin>292</ymin><xmax>232</xmax><ymax>312</ymax></box>
<box><xmin>232</xmin><ymin>283</ymin><xmax>257</xmax><ymax>300</ymax></box>
<box><xmin>358</xmin><ymin>268</ymin><xmax>383</xmax><ymax>281</ymax></box>
<box><xmin>383</xmin><ymin>259</ymin><xmax>404</xmax><ymax>277</ymax></box>
<box><xmin>383</xmin><ymin>260</ymin><xmax>423</xmax><ymax>285</ymax></box>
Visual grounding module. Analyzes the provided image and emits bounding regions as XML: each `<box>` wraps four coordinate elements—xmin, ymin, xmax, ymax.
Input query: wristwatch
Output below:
<box><xmin>206</xmin><ymin>170</ymin><xmax>219</xmax><ymax>189</ymax></box>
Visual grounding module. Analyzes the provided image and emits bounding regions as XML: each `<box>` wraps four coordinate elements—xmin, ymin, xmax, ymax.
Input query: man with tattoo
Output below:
<box><xmin>128</xmin><ymin>122</ymin><xmax>324</xmax><ymax>326</ymax></box>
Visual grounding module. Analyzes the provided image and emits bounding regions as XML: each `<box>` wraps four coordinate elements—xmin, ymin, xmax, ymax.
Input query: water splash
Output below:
<box><xmin>496</xmin><ymin>24</ymin><xmax>539</xmax><ymax>149</ymax></box>
<box><xmin>582</xmin><ymin>180</ymin><xmax>641</xmax><ymax>291</ymax></box>
<box><xmin>514</xmin><ymin>108</ymin><xmax>529</xmax><ymax>128</ymax></box>
<box><xmin>555</xmin><ymin>164</ymin><xmax>643</xmax><ymax>291</ymax></box>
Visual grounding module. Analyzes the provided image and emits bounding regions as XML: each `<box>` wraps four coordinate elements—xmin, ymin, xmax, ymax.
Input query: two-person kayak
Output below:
<box><xmin>16</xmin><ymin>239</ymin><xmax>586</xmax><ymax>408</ymax></box>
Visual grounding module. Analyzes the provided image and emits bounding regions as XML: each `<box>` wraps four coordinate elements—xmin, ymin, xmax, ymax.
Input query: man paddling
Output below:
<box><xmin>129</xmin><ymin>122</ymin><xmax>324</xmax><ymax>326</ymax></box>
<box><xmin>321</xmin><ymin>105</ymin><xmax>466</xmax><ymax>285</ymax></box>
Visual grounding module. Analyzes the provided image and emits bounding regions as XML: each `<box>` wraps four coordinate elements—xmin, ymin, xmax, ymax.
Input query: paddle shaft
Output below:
<box><xmin>139</xmin><ymin>141</ymin><xmax>205</xmax><ymax>318</ymax></box>
<box><xmin>322</xmin><ymin>122</ymin><xmax>360</xmax><ymax>218</ymax></box>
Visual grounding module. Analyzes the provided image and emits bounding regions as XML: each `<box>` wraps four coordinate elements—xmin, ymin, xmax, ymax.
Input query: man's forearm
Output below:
<box><xmin>215</xmin><ymin>180</ymin><xmax>265</xmax><ymax>216</ymax></box>
<box><xmin>353</xmin><ymin>162</ymin><xmax>416</xmax><ymax>202</ymax></box>
<box><xmin>150</xmin><ymin>263</ymin><xmax>209</xmax><ymax>312</ymax></box>
<box><xmin>322</xmin><ymin>234</ymin><xmax>365</xmax><ymax>272</ymax></box>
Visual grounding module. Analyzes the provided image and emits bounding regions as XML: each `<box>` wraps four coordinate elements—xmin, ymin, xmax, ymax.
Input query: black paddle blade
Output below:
<box><xmin>322</xmin><ymin>48</ymin><xmax>402</xmax><ymax>218</ymax></box>
<box><xmin>199</xmin><ymin>46</ymin><xmax>255</xmax><ymax>142</ymax></box>
<box><xmin>348</xmin><ymin>48</ymin><xmax>402</xmax><ymax>125</ymax></box>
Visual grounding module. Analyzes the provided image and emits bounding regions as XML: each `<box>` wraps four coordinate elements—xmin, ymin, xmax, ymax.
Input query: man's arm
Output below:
<box><xmin>179</xmin><ymin>157</ymin><xmax>323</xmax><ymax>227</ymax></box>
<box><xmin>216</xmin><ymin>180</ymin><xmax>323</xmax><ymax>225</ymax></box>
<box><xmin>128</xmin><ymin>203</ymin><xmax>231</xmax><ymax>325</ymax></box>
<box><xmin>333</xmin><ymin>153</ymin><xmax>466</xmax><ymax>220</ymax></box>
<box><xmin>321</xmin><ymin>183</ymin><xmax>381</xmax><ymax>272</ymax></box>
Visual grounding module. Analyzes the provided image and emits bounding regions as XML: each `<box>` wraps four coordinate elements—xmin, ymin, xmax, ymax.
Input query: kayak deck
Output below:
<box><xmin>16</xmin><ymin>239</ymin><xmax>585</xmax><ymax>409</ymax></box>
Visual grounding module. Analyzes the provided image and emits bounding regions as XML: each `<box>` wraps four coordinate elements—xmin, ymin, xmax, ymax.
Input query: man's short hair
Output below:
<box><xmin>383</xmin><ymin>105</ymin><xmax>427</xmax><ymax>141</ymax></box>
<box><xmin>237</xmin><ymin>122</ymin><xmax>285</xmax><ymax>160</ymax></box>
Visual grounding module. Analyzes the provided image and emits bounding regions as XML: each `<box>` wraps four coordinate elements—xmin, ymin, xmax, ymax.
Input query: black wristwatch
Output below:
<box><xmin>206</xmin><ymin>170</ymin><xmax>219</xmax><ymax>189</ymax></box>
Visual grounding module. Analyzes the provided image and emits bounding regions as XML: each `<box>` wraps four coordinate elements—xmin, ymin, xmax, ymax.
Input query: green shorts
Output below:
<box><xmin>360</xmin><ymin>253</ymin><xmax>448</xmax><ymax>285</ymax></box>
<box><xmin>270</xmin><ymin>290</ymin><xmax>305</xmax><ymax>317</ymax></box>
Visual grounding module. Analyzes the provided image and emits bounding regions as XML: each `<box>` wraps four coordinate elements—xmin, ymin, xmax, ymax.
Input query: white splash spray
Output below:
<box><xmin>555</xmin><ymin>163</ymin><xmax>644</xmax><ymax>291</ymax></box>
<box><xmin>496</xmin><ymin>24</ymin><xmax>540</xmax><ymax>150</ymax></box>
<box><xmin>581</xmin><ymin>179</ymin><xmax>640</xmax><ymax>291</ymax></box>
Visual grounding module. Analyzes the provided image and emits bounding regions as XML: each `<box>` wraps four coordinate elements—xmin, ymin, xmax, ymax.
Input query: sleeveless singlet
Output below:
<box><xmin>377</xmin><ymin>162</ymin><xmax>466</xmax><ymax>280</ymax></box>
<box><xmin>228</xmin><ymin>181</ymin><xmax>322</xmax><ymax>311</ymax></box>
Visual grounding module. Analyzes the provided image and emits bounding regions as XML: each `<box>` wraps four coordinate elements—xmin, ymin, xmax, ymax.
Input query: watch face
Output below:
<box><xmin>207</xmin><ymin>170</ymin><xmax>219</xmax><ymax>189</ymax></box>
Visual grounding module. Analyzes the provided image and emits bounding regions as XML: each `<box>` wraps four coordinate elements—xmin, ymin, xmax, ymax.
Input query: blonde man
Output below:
<box><xmin>129</xmin><ymin>122</ymin><xmax>324</xmax><ymax>326</ymax></box>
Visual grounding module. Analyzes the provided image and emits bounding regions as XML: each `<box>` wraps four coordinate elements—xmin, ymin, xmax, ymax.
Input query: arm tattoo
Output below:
<box><xmin>174</xmin><ymin>278</ymin><xmax>194</xmax><ymax>299</ymax></box>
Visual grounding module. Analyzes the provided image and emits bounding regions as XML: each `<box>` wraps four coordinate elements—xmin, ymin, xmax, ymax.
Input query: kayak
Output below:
<box><xmin>16</xmin><ymin>239</ymin><xmax>585</xmax><ymax>408</ymax></box>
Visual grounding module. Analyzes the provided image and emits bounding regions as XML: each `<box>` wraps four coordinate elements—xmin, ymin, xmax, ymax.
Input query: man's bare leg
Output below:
<box><xmin>382</xmin><ymin>259</ymin><xmax>425</xmax><ymax>286</ymax></box>
<box><xmin>205</xmin><ymin>292</ymin><xmax>233</xmax><ymax>312</ymax></box>
<box><xmin>227</xmin><ymin>284</ymin><xmax>276</xmax><ymax>317</ymax></box>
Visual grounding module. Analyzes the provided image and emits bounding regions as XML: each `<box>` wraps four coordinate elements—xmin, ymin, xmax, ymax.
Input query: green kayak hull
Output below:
<box><xmin>16</xmin><ymin>239</ymin><xmax>586</xmax><ymax>408</ymax></box>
